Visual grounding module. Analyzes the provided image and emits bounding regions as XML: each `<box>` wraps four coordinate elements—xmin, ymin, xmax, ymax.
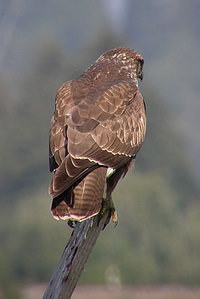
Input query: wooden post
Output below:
<box><xmin>42</xmin><ymin>211</ymin><xmax>110</xmax><ymax>299</ymax></box>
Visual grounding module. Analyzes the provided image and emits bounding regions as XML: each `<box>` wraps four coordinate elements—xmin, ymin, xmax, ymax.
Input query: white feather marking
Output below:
<box><xmin>106</xmin><ymin>167</ymin><xmax>115</xmax><ymax>178</ymax></box>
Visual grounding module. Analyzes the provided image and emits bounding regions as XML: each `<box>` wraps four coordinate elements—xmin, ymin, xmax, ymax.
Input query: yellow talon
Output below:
<box><xmin>111</xmin><ymin>209</ymin><xmax>118</xmax><ymax>226</ymax></box>
<box><xmin>98</xmin><ymin>197</ymin><xmax>118</xmax><ymax>229</ymax></box>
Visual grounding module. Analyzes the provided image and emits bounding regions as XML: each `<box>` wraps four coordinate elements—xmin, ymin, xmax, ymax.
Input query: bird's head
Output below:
<box><xmin>98</xmin><ymin>47</ymin><xmax>144</xmax><ymax>82</ymax></box>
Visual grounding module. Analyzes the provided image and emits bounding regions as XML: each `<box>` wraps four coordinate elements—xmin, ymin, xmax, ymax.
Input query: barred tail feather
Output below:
<box><xmin>51</xmin><ymin>167</ymin><xmax>107</xmax><ymax>221</ymax></box>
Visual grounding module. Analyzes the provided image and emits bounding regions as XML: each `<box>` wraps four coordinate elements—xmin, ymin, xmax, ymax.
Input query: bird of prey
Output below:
<box><xmin>49</xmin><ymin>47</ymin><xmax>146</xmax><ymax>224</ymax></box>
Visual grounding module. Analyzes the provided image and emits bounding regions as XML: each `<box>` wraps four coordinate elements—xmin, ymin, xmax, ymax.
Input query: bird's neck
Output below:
<box><xmin>80</xmin><ymin>61</ymin><xmax>138</xmax><ymax>86</ymax></box>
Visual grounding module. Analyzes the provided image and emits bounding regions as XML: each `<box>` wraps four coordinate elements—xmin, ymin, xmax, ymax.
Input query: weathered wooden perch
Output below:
<box><xmin>42</xmin><ymin>211</ymin><xmax>110</xmax><ymax>299</ymax></box>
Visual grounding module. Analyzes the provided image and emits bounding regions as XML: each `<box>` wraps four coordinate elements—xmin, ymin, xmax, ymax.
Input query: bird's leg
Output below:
<box><xmin>98</xmin><ymin>195</ymin><xmax>118</xmax><ymax>229</ymax></box>
<box><xmin>106</xmin><ymin>195</ymin><xmax>118</xmax><ymax>225</ymax></box>
<box><xmin>98</xmin><ymin>167</ymin><xmax>127</xmax><ymax>228</ymax></box>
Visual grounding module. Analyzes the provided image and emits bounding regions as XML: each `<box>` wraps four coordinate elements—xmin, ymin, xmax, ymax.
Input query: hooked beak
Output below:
<box><xmin>138</xmin><ymin>71</ymin><xmax>143</xmax><ymax>81</ymax></box>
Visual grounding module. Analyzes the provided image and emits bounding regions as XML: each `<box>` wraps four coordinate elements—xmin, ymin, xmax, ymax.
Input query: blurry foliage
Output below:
<box><xmin>81</xmin><ymin>174</ymin><xmax>200</xmax><ymax>285</ymax></box>
<box><xmin>0</xmin><ymin>30</ymin><xmax>200</xmax><ymax>297</ymax></box>
<box><xmin>138</xmin><ymin>86</ymin><xmax>199</xmax><ymax>206</ymax></box>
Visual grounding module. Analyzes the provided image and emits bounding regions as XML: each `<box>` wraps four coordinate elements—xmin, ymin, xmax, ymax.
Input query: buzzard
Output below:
<box><xmin>49</xmin><ymin>47</ymin><xmax>146</xmax><ymax>224</ymax></box>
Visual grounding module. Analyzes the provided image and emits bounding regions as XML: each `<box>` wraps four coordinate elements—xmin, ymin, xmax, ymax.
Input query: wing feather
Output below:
<box><xmin>66</xmin><ymin>80</ymin><xmax>146</xmax><ymax>168</ymax></box>
<box><xmin>49</xmin><ymin>76</ymin><xmax>146</xmax><ymax>216</ymax></box>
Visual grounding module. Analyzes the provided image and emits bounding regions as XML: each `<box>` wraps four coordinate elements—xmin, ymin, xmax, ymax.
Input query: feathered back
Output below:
<box><xmin>49</xmin><ymin>48</ymin><xmax>146</xmax><ymax>221</ymax></box>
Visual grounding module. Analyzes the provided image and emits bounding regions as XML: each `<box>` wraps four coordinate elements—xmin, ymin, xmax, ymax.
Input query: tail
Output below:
<box><xmin>51</xmin><ymin>167</ymin><xmax>107</xmax><ymax>221</ymax></box>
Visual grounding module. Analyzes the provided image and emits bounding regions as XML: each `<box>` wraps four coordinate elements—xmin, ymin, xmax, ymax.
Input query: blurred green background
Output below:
<box><xmin>0</xmin><ymin>0</ymin><xmax>200</xmax><ymax>298</ymax></box>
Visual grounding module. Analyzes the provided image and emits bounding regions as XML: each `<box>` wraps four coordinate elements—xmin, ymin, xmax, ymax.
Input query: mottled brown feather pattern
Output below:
<box><xmin>49</xmin><ymin>47</ymin><xmax>146</xmax><ymax>221</ymax></box>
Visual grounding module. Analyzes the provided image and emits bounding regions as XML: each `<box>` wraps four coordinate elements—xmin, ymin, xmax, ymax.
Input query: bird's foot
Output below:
<box><xmin>67</xmin><ymin>219</ymin><xmax>78</xmax><ymax>228</ymax></box>
<box><xmin>98</xmin><ymin>197</ymin><xmax>118</xmax><ymax>229</ymax></box>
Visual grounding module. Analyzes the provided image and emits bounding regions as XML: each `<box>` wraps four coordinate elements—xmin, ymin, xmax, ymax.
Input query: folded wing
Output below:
<box><xmin>49</xmin><ymin>78</ymin><xmax>146</xmax><ymax>220</ymax></box>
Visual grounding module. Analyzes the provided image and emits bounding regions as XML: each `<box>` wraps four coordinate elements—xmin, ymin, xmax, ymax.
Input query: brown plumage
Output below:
<box><xmin>49</xmin><ymin>47</ymin><xmax>146</xmax><ymax>221</ymax></box>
